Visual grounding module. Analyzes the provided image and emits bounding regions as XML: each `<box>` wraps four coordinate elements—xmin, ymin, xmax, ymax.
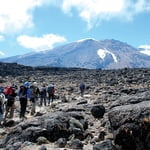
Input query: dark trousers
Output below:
<box><xmin>20</xmin><ymin>97</ymin><xmax>27</xmax><ymax>118</ymax></box>
<box><xmin>48</xmin><ymin>94</ymin><xmax>54</xmax><ymax>104</ymax></box>
<box><xmin>40</xmin><ymin>95</ymin><xmax>46</xmax><ymax>106</ymax></box>
<box><xmin>4</xmin><ymin>97</ymin><xmax>15</xmax><ymax>120</ymax></box>
<box><xmin>80</xmin><ymin>89</ymin><xmax>85</xmax><ymax>97</ymax></box>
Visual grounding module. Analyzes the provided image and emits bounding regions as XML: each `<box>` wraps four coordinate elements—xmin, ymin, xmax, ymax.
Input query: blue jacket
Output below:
<box><xmin>18</xmin><ymin>86</ymin><xmax>31</xmax><ymax>99</ymax></box>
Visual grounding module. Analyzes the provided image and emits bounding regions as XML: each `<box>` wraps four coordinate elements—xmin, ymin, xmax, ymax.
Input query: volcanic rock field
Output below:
<box><xmin>0</xmin><ymin>62</ymin><xmax>150</xmax><ymax>150</ymax></box>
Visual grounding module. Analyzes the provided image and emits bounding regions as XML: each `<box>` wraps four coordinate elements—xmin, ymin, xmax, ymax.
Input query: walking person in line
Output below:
<box><xmin>30</xmin><ymin>82</ymin><xmax>40</xmax><ymax>115</ymax></box>
<box><xmin>18</xmin><ymin>82</ymin><xmax>30</xmax><ymax>119</ymax></box>
<box><xmin>40</xmin><ymin>83</ymin><xmax>47</xmax><ymax>106</ymax></box>
<box><xmin>79</xmin><ymin>82</ymin><xmax>85</xmax><ymax>97</ymax></box>
<box><xmin>3</xmin><ymin>85</ymin><xmax>17</xmax><ymax>121</ymax></box>
<box><xmin>47</xmin><ymin>84</ymin><xmax>55</xmax><ymax>105</ymax></box>
<box><xmin>0</xmin><ymin>92</ymin><xmax>5</xmax><ymax>126</ymax></box>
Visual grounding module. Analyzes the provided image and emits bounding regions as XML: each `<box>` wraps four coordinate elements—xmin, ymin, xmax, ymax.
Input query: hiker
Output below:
<box><xmin>18</xmin><ymin>82</ymin><xmax>30</xmax><ymax>119</ymax></box>
<box><xmin>79</xmin><ymin>82</ymin><xmax>85</xmax><ymax>97</ymax></box>
<box><xmin>3</xmin><ymin>85</ymin><xmax>17</xmax><ymax>120</ymax></box>
<box><xmin>47</xmin><ymin>84</ymin><xmax>55</xmax><ymax>105</ymax></box>
<box><xmin>40</xmin><ymin>83</ymin><xmax>47</xmax><ymax>106</ymax></box>
<box><xmin>0</xmin><ymin>87</ymin><xmax>4</xmax><ymax>94</ymax></box>
<box><xmin>30</xmin><ymin>82</ymin><xmax>40</xmax><ymax>115</ymax></box>
<box><xmin>0</xmin><ymin>92</ymin><xmax>5</xmax><ymax>126</ymax></box>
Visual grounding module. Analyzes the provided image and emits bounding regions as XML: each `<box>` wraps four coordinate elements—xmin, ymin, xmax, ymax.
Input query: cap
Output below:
<box><xmin>24</xmin><ymin>81</ymin><xmax>30</xmax><ymax>87</ymax></box>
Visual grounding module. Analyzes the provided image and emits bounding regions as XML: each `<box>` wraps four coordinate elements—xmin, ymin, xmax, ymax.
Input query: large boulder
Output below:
<box><xmin>110</xmin><ymin>90</ymin><xmax>150</xmax><ymax>109</ymax></box>
<box><xmin>93</xmin><ymin>140</ymin><xmax>116</xmax><ymax>150</ymax></box>
<box><xmin>0</xmin><ymin>111</ymin><xmax>87</xmax><ymax>149</ymax></box>
<box><xmin>108</xmin><ymin>101</ymin><xmax>150</xmax><ymax>150</ymax></box>
<box><xmin>91</xmin><ymin>105</ymin><xmax>105</xmax><ymax>119</ymax></box>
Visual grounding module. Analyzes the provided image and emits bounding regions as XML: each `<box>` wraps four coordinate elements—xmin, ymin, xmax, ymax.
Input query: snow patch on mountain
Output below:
<box><xmin>97</xmin><ymin>49</ymin><xmax>118</xmax><ymax>63</ymax></box>
<box><xmin>77</xmin><ymin>38</ymin><xmax>98</xmax><ymax>43</ymax></box>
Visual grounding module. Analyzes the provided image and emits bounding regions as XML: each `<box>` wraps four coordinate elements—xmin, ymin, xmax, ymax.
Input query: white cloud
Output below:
<box><xmin>140</xmin><ymin>50</ymin><xmax>150</xmax><ymax>56</ymax></box>
<box><xmin>0</xmin><ymin>0</ymin><xmax>150</xmax><ymax>34</ymax></box>
<box><xmin>0</xmin><ymin>0</ymin><xmax>52</xmax><ymax>34</ymax></box>
<box><xmin>0</xmin><ymin>51</ymin><xmax>5</xmax><ymax>56</ymax></box>
<box><xmin>17</xmin><ymin>34</ymin><xmax>67</xmax><ymax>52</ymax></box>
<box><xmin>62</xmin><ymin>0</ymin><xmax>124</xmax><ymax>28</ymax></box>
<box><xmin>0</xmin><ymin>35</ymin><xmax>4</xmax><ymax>41</ymax></box>
<box><xmin>139</xmin><ymin>45</ymin><xmax>150</xmax><ymax>56</ymax></box>
<box><xmin>139</xmin><ymin>45</ymin><xmax>150</xmax><ymax>49</ymax></box>
<box><xmin>61</xmin><ymin>0</ymin><xmax>150</xmax><ymax>29</ymax></box>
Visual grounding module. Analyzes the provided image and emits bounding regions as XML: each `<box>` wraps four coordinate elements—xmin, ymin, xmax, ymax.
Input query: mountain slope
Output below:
<box><xmin>0</xmin><ymin>39</ymin><xmax>150</xmax><ymax>69</ymax></box>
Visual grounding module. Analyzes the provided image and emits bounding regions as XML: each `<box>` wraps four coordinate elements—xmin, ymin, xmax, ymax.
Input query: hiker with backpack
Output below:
<box><xmin>18</xmin><ymin>82</ymin><xmax>31</xmax><ymax>119</ymax></box>
<box><xmin>0</xmin><ymin>87</ymin><xmax>4</xmax><ymax>94</ymax></box>
<box><xmin>30</xmin><ymin>82</ymin><xmax>40</xmax><ymax>115</ymax></box>
<box><xmin>0</xmin><ymin>92</ymin><xmax>5</xmax><ymax>126</ymax></box>
<box><xmin>79</xmin><ymin>82</ymin><xmax>85</xmax><ymax>97</ymax></box>
<box><xmin>47</xmin><ymin>84</ymin><xmax>55</xmax><ymax>105</ymax></box>
<box><xmin>3</xmin><ymin>85</ymin><xmax>17</xmax><ymax>120</ymax></box>
<box><xmin>40</xmin><ymin>83</ymin><xmax>47</xmax><ymax>106</ymax></box>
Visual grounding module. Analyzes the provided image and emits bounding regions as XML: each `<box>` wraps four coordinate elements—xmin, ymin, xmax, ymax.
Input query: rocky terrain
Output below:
<box><xmin>0</xmin><ymin>62</ymin><xmax>150</xmax><ymax>150</ymax></box>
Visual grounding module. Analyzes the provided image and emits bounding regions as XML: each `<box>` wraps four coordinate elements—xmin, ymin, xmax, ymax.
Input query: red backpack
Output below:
<box><xmin>4</xmin><ymin>86</ymin><xmax>13</xmax><ymax>95</ymax></box>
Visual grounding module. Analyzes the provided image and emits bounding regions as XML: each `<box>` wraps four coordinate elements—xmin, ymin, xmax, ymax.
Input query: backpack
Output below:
<box><xmin>19</xmin><ymin>86</ymin><xmax>28</xmax><ymax>98</ymax></box>
<box><xmin>40</xmin><ymin>87</ymin><xmax>46</xmax><ymax>96</ymax></box>
<box><xmin>47</xmin><ymin>85</ymin><xmax>55</xmax><ymax>94</ymax></box>
<box><xmin>4</xmin><ymin>86</ymin><xmax>16</xmax><ymax>106</ymax></box>
<box><xmin>4</xmin><ymin>86</ymin><xmax>14</xmax><ymax>96</ymax></box>
<box><xmin>80</xmin><ymin>83</ymin><xmax>85</xmax><ymax>90</ymax></box>
<box><xmin>30</xmin><ymin>86</ymin><xmax>39</xmax><ymax>97</ymax></box>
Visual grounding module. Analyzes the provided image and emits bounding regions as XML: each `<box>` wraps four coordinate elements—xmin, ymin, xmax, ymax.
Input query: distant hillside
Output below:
<box><xmin>0</xmin><ymin>62</ymin><xmax>88</xmax><ymax>77</ymax></box>
<box><xmin>0</xmin><ymin>39</ymin><xmax>150</xmax><ymax>69</ymax></box>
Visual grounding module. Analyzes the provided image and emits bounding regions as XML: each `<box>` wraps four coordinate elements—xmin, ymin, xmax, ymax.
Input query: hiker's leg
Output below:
<box><xmin>4</xmin><ymin>106</ymin><xmax>9</xmax><ymax>120</ymax></box>
<box><xmin>9</xmin><ymin>104</ymin><xmax>15</xmax><ymax>118</ymax></box>
<box><xmin>31</xmin><ymin>99</ymin><xmax>36</xmax><ymax>115</ymax></box>
<box><xmin>20</xmin><ymin>100</ymin><xmax>22</xmax><ymax>118</ymax></box>
<box><xmin>48</xmin><ymin>94</ymin><xmax>50</xmax><ymax>105</ymax></box>
<box><xmin>44</xmin><ymin>96</ymin><xmax>46</xmax><ymax>106</ymax></box>
<box><xmin>51</xmin><ymin>94</ymin><xmax>54</xmax><ymax>102</ymax></box>
<box><xmin>80</xmin><ymin>89</ymin><xmax>84</xmax><ymax>97</ymax></box>
<box><xmin>0</xmin><ymin>112</ymin><xmax>3</xmax><ymax>125</ymax></box>
<box><xmin>40</xmin><ymin>97</ymin><xmax>43</xmax><ymax>106</ymax></box>
<box><xmin>22</xmin><ymin>99</ymin><xmax>27</xmax><ymax>117</ymax></box>
<box><xmin>20</xmin><ymin>98</ymin><xmax>25</xmax><ymax>118</ymax></box>
<box><xmin>20</xmin><ymin>98</ymin><xmax>27</xmax><ymax>118</ymax></box>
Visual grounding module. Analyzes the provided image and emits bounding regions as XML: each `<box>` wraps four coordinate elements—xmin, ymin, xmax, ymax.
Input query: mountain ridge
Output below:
<box><xmin>0</xmin><ymin>39</ymin><xmax>150</xmax><ymax>69</ymax></box>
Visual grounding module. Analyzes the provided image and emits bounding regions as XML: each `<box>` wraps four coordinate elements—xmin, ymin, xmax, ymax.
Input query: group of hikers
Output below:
<box><xmin>0</xmin><ymin>81</ymin><xmax>56</xmax><ymax>125</ymax></box>
<box><xmin>0</xmin><ymin>81</ymin><xmax>86</xmax><ymax>126</ymax></box>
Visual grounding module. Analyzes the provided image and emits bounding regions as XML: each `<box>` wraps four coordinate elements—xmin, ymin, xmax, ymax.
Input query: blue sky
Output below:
<box><xmin>0</xmin><ymin>0</ymin><xmax>150</xmax><ymax>58</ymax></box>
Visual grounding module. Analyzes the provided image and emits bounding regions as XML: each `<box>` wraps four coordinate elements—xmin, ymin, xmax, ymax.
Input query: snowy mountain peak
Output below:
<box><xmin>0</xmin><ymin>39</ymin><xmax>149</xmax><ymax>69</ymax></box>
<box><xmin>77</xmin><ymin>38</ymin><xmax>97</xmax><ymax>43</ymax></box>
<box><xmin>97</xmin><ymin>49</ymin><xmax>118</xmax><ymax>63</ymax></box>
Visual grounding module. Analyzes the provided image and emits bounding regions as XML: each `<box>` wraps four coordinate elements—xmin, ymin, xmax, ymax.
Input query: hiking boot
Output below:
<box><xmin>23</xmin><ymin>116</ymin><xmax>27</xmax><ymax>119</ymax></box>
